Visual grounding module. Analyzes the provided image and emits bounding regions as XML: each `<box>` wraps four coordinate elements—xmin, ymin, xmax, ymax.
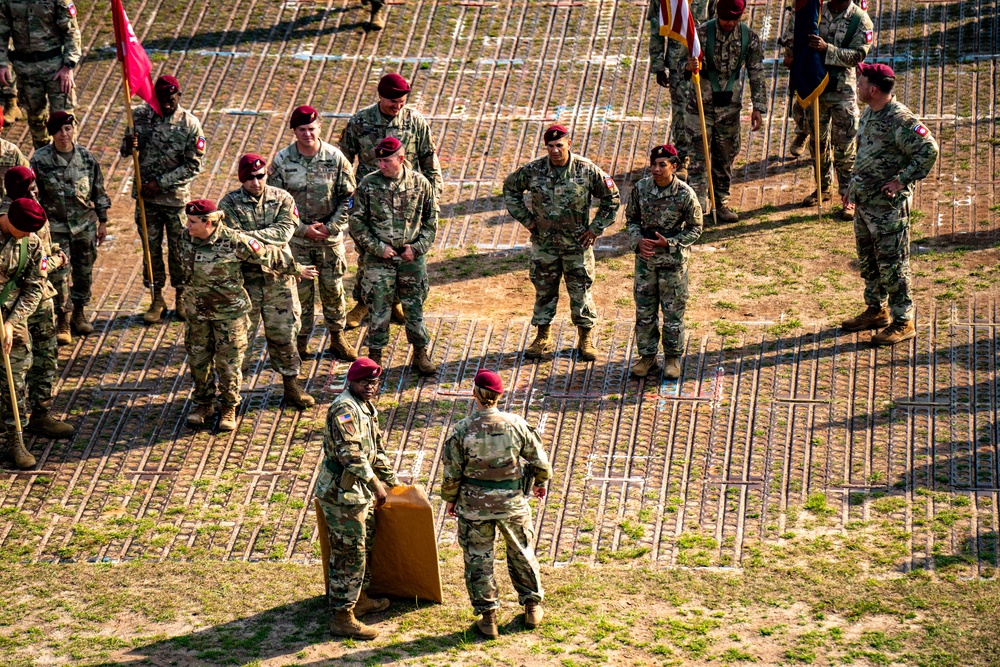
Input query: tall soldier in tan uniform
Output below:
<box><xmin>269</xmin><ymin>105</ymin><xmax>358</xmax><ymax>362</ymax></box>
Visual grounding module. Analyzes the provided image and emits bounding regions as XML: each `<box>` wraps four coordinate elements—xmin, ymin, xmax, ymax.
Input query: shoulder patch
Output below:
<box><xmin>196</xmin><ymin>136</ymin><xmax>206</xmax><ymax>151</ymax></box>
<box><xmin>605</xmin><ymin>177</ymin><xmax>615</xmax><ymax>189</ymax></box>
<box><xmin>248</xmin><ymin>238</ymin><xmax>262</xmax><ymax>253</ymax></box>
<box><xmin>859</xmin><ymin>0</ymin><xmax>868</xmax><ymax>9</ymax></box>
<box><xmin>347</xmin><ymin>196</ymin><xmax>354</xmax><ymax>210</ymax></box>
<box><xmin>864</xmin><ymin>30</ymin><xmax>873</xmax><ymax>43</ymax></box>
<box><xmin>40</xmin><ymin>256</ymin><xmax>48</xmax><ymax>272</ymax></box>
<box><xmin>68</xmin><ymin>2</ymin><xmax>76</xmax><ymax>17</ymax></box>
<box><xmin>335</xmin><ymin>409</ymin><xmax>357</xmax><ymax>437</ymax></box>
<box><xmin>292</xmin><ymin>204</ymin><xmax>299</xmax><ymax>218</ymax></box>
<box><xmin>913</xmin><ymin>124</ymin><xmax>929</xmax><ymax>137</ymax></box>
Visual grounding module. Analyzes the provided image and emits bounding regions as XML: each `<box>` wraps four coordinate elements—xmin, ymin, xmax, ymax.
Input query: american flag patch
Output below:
<box><xmin>864</xmin><ymin>30</ymin><xmax>873</xmax><ymax>43</ymax></box>
<box><xmin>40</xmin><ymin>257</ymin><xmax>48</xmax><ymax>272</ymax></box>
<box><xmin>196</xmin><ymin>136</ymin><xmax>206</xmax><ymax>151</ymax></box>
<box><xmin>68</xmin><ymin>2</ymin><xmax>76</xmax><ymax>17</ymax></box>
<box><xmin>337</xmin><ymin>413</ymin><xmax>353</xmax><ymax>424</ymax></box>
<box><xmin>605</xmin><ymin>177</ymin><xmax>615</xmax><ymax>189</ymax></box>
<box><xmin>248</xmin><ymin>238</ymin><xmax>262</xmax><ymax>252</ymax></box>
<box><xmin>914</xmin><ymin>124</ymin><xmax>929</xmax><ymax>137</ymax></box>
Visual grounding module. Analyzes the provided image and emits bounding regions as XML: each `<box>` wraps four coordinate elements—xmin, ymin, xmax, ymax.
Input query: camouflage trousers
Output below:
<box><xmin>351</xmin><ymin>252</ymin><xmax>401</xmax><ymax>309</ymax></box>
<box><xmin>0</xmin><ymin>321</ymin><xmax>31</xmax><ymax>436</ymax></box>
<box><xmin>456</xmin><ymin>511</ymin><xmax>544</xmax><ymax>615</ymax></box>
<box><xmin>360</xmin><ymin>254</ymin><xmax>430</xmax><ymax>350</ymax></box>
<box><xmin>11</xmin><ymin>56</ymin><xmax>75</xmax><ymax>148</ymax></box>
<box><xmin>685</xmin><ymin>99</ymin><xmax>742</xmax><ymax>210</ymax></box>
<box><xmin>26</xmin><ymin>298</ymin><xmax>57</xmax><ymax>413</ymax></box>
<box><xmin>292</xmin><ymin>239</ymin><xmax>347</xmax><ymax>335</ymax></box>
<box><xmin>790</xmin><ymin>93</ymin><xmax>809</xmax><ymax>138</ymax></box>
<box><xmin>318</xmin><ymin>499</ymin><xmax>375</xmax><ymax>612</ymax></box>
<box><xmin>529</xmin><ymin>244</ymin><xmax>597</xmax><ymax>328</ymax></box>
<box><xmin>185</xmin><ymin>316</ymin><xmax>249</xmax><ymax>408</ymax></box>
<box><xmin>803</xmin><ymin>98</ymin><xmax>859</xmax><ymax>196</ymax></box>
<box><xmin>245</xmin><ymin>276</ymin><xmax>302</xmax><ymax>377</ymax></box>
<box><xmin>669</xmin><ymin>70</ymin><xmax>694</xmax><ymax>160</ymax></box>
<box><xmin>50</xmin><ymin>226</ymin><xmax>97</xmax><ymax>315</ymax></box>
<box><xmin>634</xmin><ymin>257</ymin><xmax>689</xmax><ymax>357</ymax></box>
<box><xmin>854</xmin><ymin>202</ymin><xmax>914</xmax><ymax>323</ymax></box>
<box><xmin>136</xmin><ymin>202</ymin><xmax>185</xmax><ymax>289</ymax></box>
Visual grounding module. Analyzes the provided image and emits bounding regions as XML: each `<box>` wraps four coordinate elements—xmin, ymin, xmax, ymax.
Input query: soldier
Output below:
<box><xmin>316</xmin><ymin>356</ymin><xmax>398</xmax><ymax>640</ymax></box>
<box><xmin>31</xmin><ymin>111</ymin><xmax>110</xmax><ymax>345</ymax></box>
<box><xmin>361</xmin><ymin>0</ymin><xmax>388</xmax><ymax>30</ymax></box>
<box><xmin>178</xmin><ymin>200</ymin><xmax>316</xmax><ymax>431</ymax></box>
<box><xmin>0</xmin><ymin>199</ymin><xmax>48</xmax><ymax>469</ymax></box>
<box><xmin>502</xmin><ymin>124</ymin><xmax>620</xmax><ymax>361</ymax></box>
<box><xmin>0</xmin><ymin>0</ymin><xmax>80</xmax><ymax>148</ymax></box>
<box><xmin>842</xmin><ymin>63</ymin><xmax>937</xmax><ymax>346</ymax></box>
<box><xmin>121</xmin><ymin>75</ymin><xmax>206</xmax><ymax>324</ymax></box>
<box><xmin>625</xmin><ymin>145</ymin><xmax>703</xmax><ymax>379</ymax></box>
<box><xmin>339</xmin><ymin>73</ymin><xmax>442</xmax><ymax>329</ymax></box>
<box><xmin>684</xmin><ymin>0</ymin><xmax>767</xmax><ymax>222</ymax></box>
<box><xmin>0</xmin><ymin>108</ymin><xmax>29</xmax><ymax>195</ymax></box>
<box><xmin>268</xmin><ymin>105</ymin><xmax>358</xmax><ymax>362</ymax></box>
<box><xmin>441</xmin><ymin>369</ymin><xmax>552</xmax><ymax>639</ymax></box>
<box><xmin>782</xmin><ymin>0</ymin><xmax>873</xmax><ymax>215</ymax></box>
<box><xmin>348</xmin><ymin>137</ymin><xmax>438</xmax><ymax>375</ymax></box>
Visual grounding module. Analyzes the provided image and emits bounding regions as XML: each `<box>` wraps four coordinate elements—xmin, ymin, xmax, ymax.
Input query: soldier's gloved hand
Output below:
<box><xmin>1</xmin><ymin>321</ymin><xmax>12</xmax><ymax>355</ymax></box>
<box><xmin>0</xmin><ymin>66</ymin><xmax>10</xmax><ymax>86</ymax></box>
<box><xmin>655</xmin><ymin>71</ymin><xmax>670</xmax><ymax>88</ymax></box>
<box><xmin>400</xmin><ymin>244</ymin><xmax>415</xmax><ymax>261</ymax></box>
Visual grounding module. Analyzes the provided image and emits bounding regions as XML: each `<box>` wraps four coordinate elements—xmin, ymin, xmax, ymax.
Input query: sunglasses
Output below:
<box><xmin>247</xmin><ymin>172</ymin><xmax>267</xmax><ymax>181</ymax></box>
<box><xmin>356</xmin><ymin>378</ymin><xmax>380</xmax><ymax>387</ymax></box>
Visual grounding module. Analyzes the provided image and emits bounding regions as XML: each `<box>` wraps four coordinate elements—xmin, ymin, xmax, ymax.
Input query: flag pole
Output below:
<box><xmin>812</xmin><ymin>99</ymin><xmax>822</xmax><ymax>219</ymax></box>
<box><xmin>0</xmin><ymin>307</ymin><xmax>26</xmax><ymax>463</ymax></box>
<box><xmin>692</xmin><ymin>67</ymin><xmax>718</xmax><ymax>225</ymax></box>
<box><xmin>118</xmin><ymin>68</ymin><xmax>155</xmax><ymax>293</ymax></box>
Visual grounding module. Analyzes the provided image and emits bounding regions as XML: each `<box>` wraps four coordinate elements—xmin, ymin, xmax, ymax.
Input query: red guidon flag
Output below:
<box><xmin>110</xmin><ymin>0</ymin><xmax>162</xmax><ymax>116</ymax></box>
<box><xmin>659</xmin><ymin>0</ymin><xmax>701</xmax><ymax>60</ymax></box>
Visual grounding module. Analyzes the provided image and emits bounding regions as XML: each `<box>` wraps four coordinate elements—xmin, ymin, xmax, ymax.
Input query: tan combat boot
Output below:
<box><xmin>56</xmin><ymin>311</ymin><xmax>72</xmax><ymax>346</ymax></box>
<box><xmin>476</xmin><ymin>609</ymin><xmax>499</xmax><ymax>639</ymax></box>
<box><xmin>328</xmin><ymin>330</ymin><xmax>358</xmax><ymax>361</ymax></box>
<box><xmin>186</xmin><ymin>403</ymin><xmax>216</xmax><ymax>427</ymax></box>
<box><xmin>802</xmin><ymin>189</ymin><xmax>832</xmax><ymax>207</ymax></box>
<box><xmin>871</xmin><ymin>320</ymin><xmax>916</xmax><ymax>347</ymax></box>
<box><xmin>412</xmin><ymin>346</ymin><xmax>437</xmax><ymax>376</ymax></box>
<box><xmin>3</xmin><ymin>96</ymin><xmax>21</xmax><ymax>123</ymax></box>
<box><xmin>841</xmin><ymin>305</ymin><xmax>891</xmax><ymax>332</ymax></box>
<box><xmin>70</xmin><ymin>303</ymin><xmax>93</xmax><ymax>335</ymax></box>
<box><xmin>390</xmin><ymin>301</ymin><xmax>405</xmax><ymax>325</ymax></box>
<box><xmin>5</xmin><ymin>434</ymin><xmax>35</xmax><ymax>469</ymax></box>
<box><xmin>663</xmin><ymin>356</ymin><xmax>682</xmax><ymax>380</ymax></box>
<box><xmin>674</xmin><ymin>156</ymin><xmax>690</xmax><ymax>181</ymax></box>
<box><xmin>524</xmin><ymin>324</ymin><xmax>552</xmax><ymax>359</ymax></box>
<box><xmin>367</xmin><ymin>348</ymin><xmax>383</xmax><ymax>367</ymax></box>
<box><xmin>524</xmin><ymin>600</ymin><xmax>543</xmax><ymax>629</ymax></box>
<box><xmin>368</xmin><ymin>0</ymin><xmax>388</xmax><ymax>29</ymax></box>
<box><xmin>282</xmin><ymin>375</ymin><xmax>316</xmax><ymax>410</ymax></box>
<box><xmin>297</xmin><ymin>335</ymin><xmax>310</xmax><ymax>359</ymax></box>
<box><xmin>715</xmin><ymin>204</ymin><xmax>739</xmax><ymax>223</ymax></box>
<box><xmin>789</xmin><ymin>133</ymin><xmax>808</xmax><ymax>157</ymax></box>
<box><xmin>354</xmin><ymin>590</ymin><xmax>390</xmax><ymax>617</ymax></box>
<box><xmin>330</xmin><ymin>609</ymin><xmax>379</xmax><ymax>640</ymax></box>
<box><xmin>143</xmin><ymin>289</ymin><xmax>166</xmax><ymax>324</ymax></box>
<box><xmin>345</xmin><ymin>302</ymin><xmax>368</xmax><ymax>329</ymax></box>
<box><xmin>174</xmin><ymin>287</ymin><xmax>186</xmax><ymax>322</ymax></box>
<box><xmin>577</xmin><ymin>327</ymin><xmax>597</xmax><ymax>362</ymax></box>
<box><xmin>217</xmin><ymin>406</ymin><xmax>238</xmax><ymax>432</ymax></box>
<box><xmin>630</xmin><ymin>354</ymin><xmax>659</xmax><ymax>378</ymax></box>
<box><xmin>27</xmin><ymin>409</ymin><xmax>74</xmax><ymax>439</ymax></box>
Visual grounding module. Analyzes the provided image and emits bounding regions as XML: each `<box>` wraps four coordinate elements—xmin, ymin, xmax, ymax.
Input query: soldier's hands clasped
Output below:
<box><xmin>304</xmin><ymin>222</ymin><xmax>330</xmax><ymax>241</ymax></box>
<box><xmin>400</xmin><ymin>244</ymin><xmax>415</xmax><ymax>261</ymax></box>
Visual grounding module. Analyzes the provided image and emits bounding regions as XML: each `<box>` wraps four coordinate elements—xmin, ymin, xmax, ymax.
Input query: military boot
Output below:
<box><xmin>330</xmin><ymin>609</ymin><xmax>378</xmax><ymax>640</ymax></box>
<box><xmin>354</xmin><ymin>590</ymin><xmax>390</xmax><ymax>617</ymax></box>
<box><xmin>174</xmin><ymin>287</ymin><xmax>186</xmax><ymax>322</ymax></box>
<box><xmin>4</xmin><ymin>434</ymin><xmax>35</xmax><ymax>470</ymax></box>
<box><xmin>715</xmin><ymin>204</ymin><xmax>739</xmax><ymax>223</ymax></box>
<box><xmin>802</xmin><ymin>189</ymin><xmax>832</xmax><ymax>207</ymax></box>
<box><xmin>70</xmin><ymin>303</ymin><xmax>93</xmax><ymax>335</ymax></box>
<box><xmin>27</xmin><ymin>409</ymin><xmax>75</xmax><ymax>439</ymax></box>
<box><xmin>524</xmin><ymin>600</ymin><xmax>543</xmax><ymax>629</ymax></box>
<box><xmin>328</xmin><ymin>330</ymin><xmax>358</xmax><ymax>361</ymax></box>
<box><xmin>524</xmin><ymin>324</ymin><xmax>552</xmax><ymax>359</ymax></box>
<box><xmin>186</xmin><ymin>402</ymin><xmax>216</xmax><ymax>427</ymax></box>
<box><xmin>412</xmin><ymin>346</ymin><xmax>437</xmax><ymax>376</ymax></box>
<box><xmin>56</xmin><ymin>311</ymin><xmax>72</xmax><ymax>346</ymax></box>
<box><xmin>367</xmin><ymin>348</ymin><xmax>383</xmax><ymax>367</ymax></box>
<box><xmin>674</xmin><ymin>156</ymin><xmax>690</xmax><ymax>181</ymax></box>
<box><xmin>3</xmin><ymin>96</ymin><xmax>22</xmax><ymax>123</ymax></box>
<box><xmin>297</xmin><ymin>335</ymin><xmax>310</xmax><ymax>359</ymax></box>
<box><xmin>368</xmin><ymin>0</ymin><xmax>388</xmax><ymax>29</ymax></box>
<box><xmin>577</xmin><ymin>327</ymin><xmax>597</xmax><ymax>362</ymax></box>
<box><xmin>476</xmin><ymin>609</ymin><xmax>499</xmax><ymax>639</ymax></box>
<box><xmin>789</xmin><ymin>133</ymin><xmax>808</xmax><ymax>157</ymax></box>
<box><xmin>630</xmin><ymin>354</ymin><xmax>659</xmax><ymax>378</ymax></box>
<box><xmin>871</xmin><ymin>320</ymin><xmax>916</xmax><ymax>347</ymax></box>
<box><xmin>143</xmin><ymin>289</ymin><xmax>166</xmax><ymax>324</ymax></box>
<box><xmin>282</xmin><ymin>375</ymin><xmax>316</xmax><ymax>410</ymax></box>
<box><xmin>345</xmin><ymin>302</ymin><xmax>368</xmax><ymax>329</ymax></box>
<box><xmin>841</xmin><ymin>305</ymin><xmax>891</xmax><ymax>332</ymax></box>
<box><xmin>217</xmin><ymin>406</ymin><xmax>238</xmax><ymax>432</ymax></box>
<box><xmin>390</xmin><ymin>301</ymin><xmax>406</xmax><ymax>325</ymax></box>
<box><xmin>663</xmin><ymin>355</ymin><xmax>682</xmax><ymax>380</ymax></box>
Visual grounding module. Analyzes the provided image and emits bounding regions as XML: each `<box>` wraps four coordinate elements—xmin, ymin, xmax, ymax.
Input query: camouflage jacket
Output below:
<box><xmin>440</xmin><ymin>407</ymin><xmax>553</xmax><ymax>520</ymax></box>
<box><xmin>267</xmin><ymin>141</ymin><xmax>356</xmax><ymax>246</ymax></box>
<box><xmin>503</xmin><ymin>153</ymin><xmax>621</xmax><ymax>251</ymax></box>
<box><xmin>781</xmin><ymin>1</ymin><xmax>873</xmax><ymax>101</ymax></box>
<box><xmin>0</xmin><ymin>196</ymin><xmax>62</xmax><ymax>301</ymax></box>
<box><xmin>120</xmin><ymin>103</ymin><xmax>206</xmax><ymax>207</ymax></box>
<box><xmin>849</xmin><ymin>98</ymin><xmax>939</xmax><ymax>208</ymax></box>
<box><xmin>349</xmin><ymin>166</ymin><xmax>438</xmax><ymax>258</ymax></box>
<box><xmin>177</xmin><ymin>223</ymin><xmax>301</xmax><ymax>322</ymax></box>
<box><xmin>31</xmin><ymin>143</ymin><xmax>110</xmax><ymax>235</ymax></box>
<box><xmin>339</xmin><ymin>102</ymin><xmax>442</xmax><ymax>195</ymax></box>
<box><xmin>0</xmin><ymin>0</ymin><xmax>81</xmax><ymax>67</ymax></box>
<box><xmin>315</xmin><ymin>388</ymin><xmax>399</xmax><ymax>506</ymax></box>
<box><xmin>696</xmin><ymin>20</ymin><xmax>768</xmax><ymax>113</ymax></box>
<box><xmin>0</xmin><ymin>138</ymin><xmax>28</xmax><ymax>199</ymax></box>
<box><xmin>0</xmin><ymin>228</ymin><xmax>43</xmax><ymax>328</ymax></box>
<box><xmin>219</xmin><ymin>185</ymin><xmax>298</xmax><ymax>285</ymax></box>
<box><xmin>625</xmin><ymin>175</ymin><xmax>704</xmax><ymax>267</ymax></box>
<box><xmin>648</xmin><ymin>0</ymin><xmax>714</xmax><ymax>73</ymax></box>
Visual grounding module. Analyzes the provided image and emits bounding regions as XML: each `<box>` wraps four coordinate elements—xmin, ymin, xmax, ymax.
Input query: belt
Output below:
<box><xmin>463</xmin><ymin>477</ymin><xmax>520</xmax><ymax>490</ymax></box>
<box><xmin>9</xmin><ymin>48</ymin><xmax>63</xmax><ymax>64</ymax></box>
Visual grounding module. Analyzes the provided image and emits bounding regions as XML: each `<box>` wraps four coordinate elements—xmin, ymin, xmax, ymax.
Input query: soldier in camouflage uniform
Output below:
<box><xmin>269</xmin><ymin>105</ymin><xmax>358</xmax><ymax>363</ymax></box>
<box><xmin>348</xmin><ymin>137</ymin><xmax>439</xmax><ymax>376</ymax></box>
<box><xmin>441</xmin><ymin>369</ymin><xmax>552</xmax><ymax>638</ymax></box>
<box><xmin>842</xmin><ymin>63</ymin><xmax>937</xmax><ymax>347</ymax></box>
<box><xmin>502</xmin><ymin>124</ymin><xmax>620</xmax><ymax>362</ymax></box>
<box><xmin>684</xmin><ymin>0</ymin><xmax>767</xmax><ymax>222</ymax></box>
<box><xmin>0</xmin><ymin>117</ymin><xmax>28</xmax><ymax>195</ymax></box>
<box><xmin>178</xmin><ymin>200</ymin><xmax>316</xmax><ymax>432</ymax></box>
<box><xmin>220</xmin><ymin>153</ymin><xmax>314</xmax><ymax>411</ymax></box>
<box><xmin>782</xmin><ymin>0</ymin><xmax>873</xmax><ymax>216</ymax></box>
<box><xmin>31</xmin><ymin>111</ymin><xmax>109</xmax><ymax>346</ymax></box>
<box><xmin>316</xmin><ymin>356</ymin><xmax>398</xmax><ymax>641</ymax></box>
<box><xmin>339</xmin><ymin>73</ymin><xmax>442</xmax><ymax>329</ymax></box>
<box><xmin>0</xmin><ymin>0</ymin><xmax>80</xmax><ymax>147</ymax></box>
<box><xmin>121</xmin><ymin>75</ymin><xmax>206</xmax><ymax>324</ymax></box>
<box><xmin>625</xmin><ymin>145</ymin><xmax>703</xmax><ymax>380</ymax></box>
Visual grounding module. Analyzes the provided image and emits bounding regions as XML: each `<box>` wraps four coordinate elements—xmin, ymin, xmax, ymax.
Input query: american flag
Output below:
<box><xmin>658</xmin><ymin>0</ymin><xmax>701</xmax><ymax>60</ymax></box>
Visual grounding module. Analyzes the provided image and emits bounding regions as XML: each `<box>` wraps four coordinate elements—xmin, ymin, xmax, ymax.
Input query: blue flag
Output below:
<box><xmin>791</xmin><ymin>0</ymin><xmax>829</xmax><ymax>107</ymax></box>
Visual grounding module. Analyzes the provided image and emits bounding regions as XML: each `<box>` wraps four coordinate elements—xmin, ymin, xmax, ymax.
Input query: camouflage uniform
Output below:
<box><xmin>782</xmin><ymin>2</ymin><xmax>873</xmax><ymax>195</ymax></box>
<box><xmin>31</xmin><ymin>142</ymin><xmax>110</xmax><ymax>316</ymax></box>
<box><xmin>441</xmin><ymin>406</ymin><xmax>553</xmax><ymax>614</ymax></box>
<box><xmin>0</xmin><ymin>0</ymin><xmax>80</xmax><ymax>147</ymax></box>
<box><xmin>0</xmin><ymin>229</ymin><xmax>44</xmax><ymax>438</ymax></box>
<box><xmin>625</xmin><ymin>176</ymin><xmax>703</xmax><ymax>356</ymax></box>
<box><xmin>502</xmin><ymin>154</ymin><xmax>620</xmax><ymax>328</ymax></box>
<box><xmin>120</xmin><ymin>102</ymin><xmax>206</xmax><ymax>289</ymax></box>
<box><xmin>177</xmin><ymin>223</ymin><xmax>301</xmax><ymax>408</ymax></box>
<box><xmin>268</xmin><ymin>142</ymin><xmax>355</xmax><ymax>336</ymax></box>
<box><xmin>848</xmin><ymin>99</ymin><xmax>937</xmax><ymax>323</ymax></box>
<box><xmin>314</xmin><ymin>387</ymin><xmax>399</xmax><ymax>612</ymax></box>
<box><xmin>685</xmin><ymin>19</ymin><xmax>767</xmax><ymax>209</ymax></box>
<box><xmin>0</xmin><ymin>138</ymin><xmax>28</xmax><ymax>198</ymax></box>
<box><xmin>339</xmin><ymin>102</ymin><xmax>442</xmax><ymax>306</ymax></box>
<box><xmin>348</xmin><ymin>167</ymin><xmax>438</xmax><ymax>351</ymax></box>
<box><xmin>219</xmin><ymin>185</ymin><xmax>302</xmax><ymax>377</ymax></box>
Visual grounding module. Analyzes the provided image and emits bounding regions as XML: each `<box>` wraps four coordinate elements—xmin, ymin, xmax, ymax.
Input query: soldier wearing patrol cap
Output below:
<box><xmin>842</xmin><ymin>63</ymin><xmax>937</xmax><ymax>346</ymax></box>
<box><xmin>316</xmin><ymin>356</ymin><xmax>399</xmax><ymax>641</ymax></box>
<box><xmin>626</xmin><ymin>144</ymin><xmax>703</xmax><ymax>380</ymax></box>
<box><xmin>502</xmin><ymin>124</ymin><xmax>620</xmax><ymax>362</ymax></box>
<box><xmin>441</xmin><ymin>369</ymin><xmax>553</xmax><ymax>639</ymax></box>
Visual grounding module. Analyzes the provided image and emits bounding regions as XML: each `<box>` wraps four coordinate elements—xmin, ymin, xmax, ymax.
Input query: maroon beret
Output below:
<box><xmin>154</xmin><ymin>75</ymin><xmax>181</xmax><ymax>97</ymax></box>
<box><xmin>858</xmin><ymin>62</ymin><xmax>895</xmax><ymax>80</ymax></box>
<box><xmin>46</xmin><ymin>110</ymin><xmax>74</xmax><ymax>136</ymax></box>
<box><xmin>347</xmin><ymin>357</ymin><xmax>383</xmax><ymax>381</ymax></box>
<box><xmin>289</xmin><ymin>105</ymin><xmax>318</xmax><ymax>129</ymax></box>
<box><xmin>8</xmin><ymin>198</ymin><xmax>46</xmax><ymax>233</ymax></box>
<box><xmin>474</xmin><ymin>369</ymin><xmax>503</xmax><ymax>394</ymax></box>
<box><xmin>377</xmin><ymin>73</ymin><xmax>411</xmax><ymax>100</ymax></box>
<box><xmin>185</xmin><ymin>199</ymin><xmax>217</xmax><ymax>216</ymax></box>
<box><xmin>543</xmin><ymin>124</ymin><xmax>569</xmax><ymax>144</ymax></box>
<box><xmin>374</xmin><ymin>136</ymin><xmax>403</xmax><ymax>158</ymax></box>
<box><xmin>238</xmin><ymin>154</ymin><xmax>268</xmax><ymax>183</ymax></box>
<box><xmin>650</xmin><ymin>144</ymin><xmax>679</xmax><ymax>162</ymax></box>
<box><xmin>4</xmin><ymin>166</ymin><xmax>35</xmax><ymax>200</ymax></box>
<box><xmin>716</xmin><ymin>0</ymin><xmax>746</xmax><ymax>20</ymax></box>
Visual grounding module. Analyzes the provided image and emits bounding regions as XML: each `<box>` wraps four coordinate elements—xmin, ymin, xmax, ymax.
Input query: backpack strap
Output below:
<box><xmin>842</xmin><ymin>9</ymin><xmax>863</xmax><ymax>48</ymax></box>
<box><xmin>704</xmin><ymin>20</ymin><xmax>751</xmax><ymax>93</ymax></box>
<box><xmin>0</xmin><ymin>237</ymin><xmax>30</xmax><ymax>311</ymax></box>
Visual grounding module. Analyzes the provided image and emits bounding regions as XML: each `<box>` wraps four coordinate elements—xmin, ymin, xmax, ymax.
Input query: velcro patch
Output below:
<box><xmin>347</xmin><ymin>196</ymin><xmax>354</xmax><ymax>210</ymax></box>
<box><xmin>914</xmin><ymin>124</ymin><xmax>929</xmax><ymax>137</ymax></box>
<box><xmin>196</xmin><ymin>136</ymin><xmax>206</xmax><ymax>151</ymax></box>
<box><xmin>605</xmin><ymin>177</ymin><xmax>615</xmax><ymax>189</ymax></box>
<box><xmin>68</xmin><ymin>2</ymin><xmax>76</xmax><ymax>17</ymax></box>
<box><xmin>248</xmin><ymin>238</ymin><xmax>262</xmax><ymax>253</ymax></box>
<box><xmin>864</xmin><ymin>30</ymin><xmax>873</xmax><ymax>43</ymax></box>
<box><xmin>293</xmin><ymin>204</ymin><xmax>299</xmax><ymax>218</ymax></box>
<box><xmin>336</xmin><ymin>411</ymin><xmax>356</xmax><ymax>436</ymax></box>
<box><xmin>40</xmin><ymin>257</ymin><xmax>48</xmax><ymax>272</ymax></box>
<box><xmin>337</xmin><ymin>412</ymin><xmax>353</xmax><ymax>424</ymax></box>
